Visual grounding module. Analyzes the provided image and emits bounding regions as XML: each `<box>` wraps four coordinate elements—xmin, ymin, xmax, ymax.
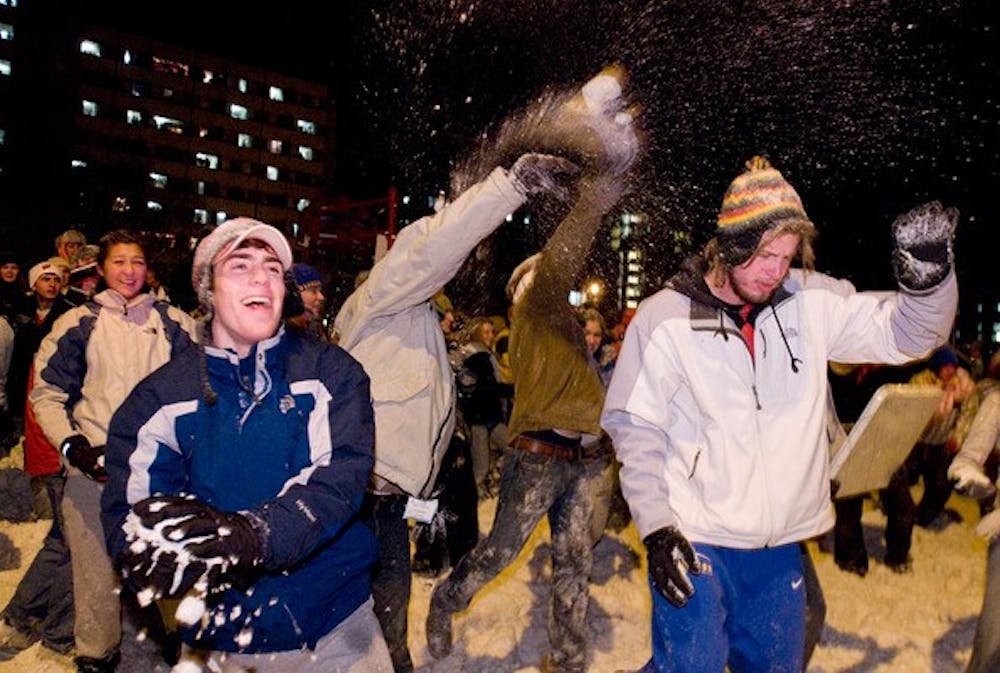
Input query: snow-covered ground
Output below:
<box><xmin>0</xmin><ymin>481</ymin><xmax>986</xmax><ymax>672</ymax></box>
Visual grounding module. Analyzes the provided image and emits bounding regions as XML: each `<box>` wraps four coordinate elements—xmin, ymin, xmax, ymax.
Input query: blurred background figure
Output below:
<box><xmin>54</xmin><ymin>230</ymin><xmax>86</xmax><ymax>266</ymax></box>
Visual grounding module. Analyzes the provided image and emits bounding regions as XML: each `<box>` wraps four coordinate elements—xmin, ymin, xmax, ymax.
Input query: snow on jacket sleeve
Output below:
<box><xmin>335</xmin><ymin>167</ymin><xmax>524</xmax><ymax>348</ymax></box>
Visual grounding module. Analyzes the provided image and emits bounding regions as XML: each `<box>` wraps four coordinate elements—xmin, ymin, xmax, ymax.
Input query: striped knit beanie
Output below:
<box><xmin>716</xmin><ymin>156</ymin><xmax>813</xmax><ymax>265</ymax></box>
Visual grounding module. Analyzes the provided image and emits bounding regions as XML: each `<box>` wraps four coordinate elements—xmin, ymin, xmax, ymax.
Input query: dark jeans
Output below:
<box><xmin>412</xmin><ymin>433</ymin><xmax>480</xmax><ymax>574</ymax></box>
<box><xmin>836</xmin><ymin>442</ymin><xmax>955</xmax><ymax>568</ymax></box>
<box><xmin>362</xmin><ymin>493</ymin><xmax>413</xmax><ymax>673</ymax></box>
<box><xmin>1</xmin><ymin>473</ymin><xmax>74</xmax><ymax>653</ymax></box>
<box><xmin>431</xmin><ymin>448</ymin><xmax>593</xmax><ymax>673</ymax></box>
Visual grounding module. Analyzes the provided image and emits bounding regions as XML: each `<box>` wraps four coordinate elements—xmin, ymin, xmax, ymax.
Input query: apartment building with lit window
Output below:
<box><xmin>0</xmin><ymin>0</ymin><xmax>15</xmax><ymax>182</ymax></box>
<box><xmin>0</xmin><ymin>6</ymin><xmax>331</xmax><ymax>263</ymax></box>
<box><xmin>70</xmin><ymin>26</ymin><xmax>330</xmax><ymax>241</ymax></box>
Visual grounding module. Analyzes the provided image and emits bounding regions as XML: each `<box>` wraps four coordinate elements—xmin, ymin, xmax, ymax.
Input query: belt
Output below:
<box><xmin>511</xmin><ymin>435</ymin><xmax>582</xmax><ymax>461</ymax></box>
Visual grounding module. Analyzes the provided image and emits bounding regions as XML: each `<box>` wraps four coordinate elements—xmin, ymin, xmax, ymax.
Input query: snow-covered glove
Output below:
<box><xmin>118</xmin><ymin>495</ymin><xmax>266</xmax><ymax>599</ymax></box>
<box><xmin>644</xmin><ymin>526</ymin><xmax>700</xmax><ymax>607</ymax></box>
<box><xmin>60</xmin><ymin>434</ymin><xmax>107</xmax><ymax>482</ymax></box>
<box><xmin>891</xmin><ymin>201</ymin><xmax>958</xmax><ymax>292</ymax></box>
<box><xmin>976</xmin><ymin>509</ymin><xmax>1000</xmax><ymax>542</ymax></box>
<box><xmin>557</xmin><ymin>65</ymin><xmax>640</xmax><ymax>176</ymax></box>
<box><xmin>949</xmin><ymin>462</ymin><xmax>998</xmax><ymax>501</ymax></box>
<box><xmin>508</xmin><ymin>153</ymin><xmax>579</xmax><ymax>200</ymax></box>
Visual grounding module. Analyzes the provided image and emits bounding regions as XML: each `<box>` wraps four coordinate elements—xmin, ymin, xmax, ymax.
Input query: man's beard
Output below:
<box><xmin>727</xmin><ymin>269</ymin><xmax>781</xmax><ymax>306</ymax></box>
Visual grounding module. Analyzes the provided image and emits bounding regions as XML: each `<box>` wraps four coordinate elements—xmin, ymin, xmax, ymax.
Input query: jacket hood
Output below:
<box><xmin>666</xmin><ymin>256</ymin><xmax>728</xmax><ymax>309</ymax></box>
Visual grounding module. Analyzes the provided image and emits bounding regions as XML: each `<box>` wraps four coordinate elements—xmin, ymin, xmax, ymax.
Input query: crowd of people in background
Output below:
<box><xmin>0</xmin><ymin>63</ymin><xmax>993</xmax><ymax>673</ymax></box>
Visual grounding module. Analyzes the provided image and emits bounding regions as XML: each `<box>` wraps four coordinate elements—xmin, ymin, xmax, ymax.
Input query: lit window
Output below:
<box><xmin>238</xmin><ymin>78</ymin><xmax>248</xmax><ymax>93</ymax></box>
<box><xmin>0</xmin><ymin>60</ymin><xmax>10</xmax><ymax>76</ymax></box>
<box><xmin>266</xmin><ymin>166</ymin><xmax>279</xmax><ymax>181</ymax></box>
<box><xmin>229</xmin><ymin>104</ymin><xmax>248</xmax><ymax>120</ymax></box>
<box><xmin>194</xmin><ymin>209</ymin><xmax>208</xmax><ymax>224</ymax></box>
<box><xmin>0</xmin><ymin>23</ymin><xmax>13</xmax><ymax>41</ymax></box>
<box><xmin>296</xmin><ymin>119</ymin><xmax>316</xmax><ymax>135</ymax></box>
<box><xmin>268</xmin><ymin>139</ymin><xmax>282</xmax><ymax>154</ymax></box>
<box><xmin>153</xmin><ymin>115</ymin><xmax>183</xmax><ymax>133</ymax></box>
<box><xmin>123</xmin><ymin>49</ymin><xmax>131</xmax><ymax>65</ymax></box>
<box><xmin>0</xmin><ymin>128</ymin><xmax>4</xmax><ymax>145</ymax></box>
<box><xmin>195</xmin><ymin>152</ymin><xmax>219</xmax><ymax>170</ymax></box>
<box><xmin>147</xmin><ymin>200</ymin><xmax>163</xmax><ymax>211</ymax></box>
<box><xmin>82</xmin><ymin>100</ymin><xmax>98</xmax><ymax>117</ymax></box>
<box><xmin>296</xmin><ymin>198</ymin><xmax>310</xmax><ymax>212</ymax></box>
<box><xmin>71</xmin><ymin>159</ymin><xmax>88</xmax><ymax>168</ymax></box>
<box><xmin>216</xmin><ymin>211</ymin><xmax>227</xmax><ymax>225</ymax></box>
<box><xmin>196</xmin><ymin>181</ymin><xmax>205</xmax><ymax>195</ymax></box>
<box><xmin>152</xmin><ymin>56</ymin><xmax>189</xmax><ymax>76</ymax></box>
<box><xmin>80</xmin><ymin>39</ymin><xmax>102</xmax><ymax>57</ymax></box>
<box><xmin>126</xmin><ymin>109</ymin><xmax>142</xmax><ymax>125</ymax></box>
<box><xmin>269</xmin><ymin>86</ymin><xmax>284</xmax><ymax>101</ymax></box>
<box><xmin>297</xmin><ymin>145</ymin><xmax>313</xmax><ymax>161</ymax></box>
<box><xmin>149</xmin><ymin>172</ymin><xmax>168</xmax><ymax>189</ymax></box>
<box><xmin>237</xmin><ymin>133</ymin><xmax>252</xmax><ymax>148</ymax></box>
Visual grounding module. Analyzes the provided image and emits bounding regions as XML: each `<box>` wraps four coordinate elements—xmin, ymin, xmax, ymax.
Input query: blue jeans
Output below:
<box><xmin>1</xmin><ymin>473</ymin><xmax>74</xmax><ymax>653</ymax></box>
<box><xmin>431</xmin><ymin>448</ymin><xmax>593</xmax><ymax>672</ymax></box>
<box><xmin>647</xmin><ymin>543</ymin><xmax>805</xmax><ymax>673</ymax></box>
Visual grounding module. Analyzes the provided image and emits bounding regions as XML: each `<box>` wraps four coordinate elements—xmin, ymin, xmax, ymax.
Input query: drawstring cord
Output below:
<box><xmin>769</xmin><ymin>305</ymin><xmax>802</xmax><ymax>373</ymax></box>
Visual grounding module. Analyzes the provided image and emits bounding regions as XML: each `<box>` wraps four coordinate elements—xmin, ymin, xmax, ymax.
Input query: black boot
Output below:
<box><xmin>74</xmin><ymin>650</ymin><xmax>119</xmax><ymax>673</ymax></box>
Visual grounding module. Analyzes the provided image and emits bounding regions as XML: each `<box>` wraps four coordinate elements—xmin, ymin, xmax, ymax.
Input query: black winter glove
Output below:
<box><xmin>118</xmin><ymin>495</ymin><xmax>266</xmax><ymax>599</ymax></box>
<box><xmin>891</xmin><ymin>201</ymin><xmax>958</xmax><ymax>292</ymax></box>
<box><xmin>644</xmin><ymin>526</ymin><xmax>700</xmax><ymax>608</ymax></box>
<box><xmin>508</xmin><ymin>153</ymin><xmax>579</xmax><ymax>201</ymax></box>
<box><xmin>60</xmin><ymin>434</ymin><xmax>107</xmax><ymax>482</ymax></box>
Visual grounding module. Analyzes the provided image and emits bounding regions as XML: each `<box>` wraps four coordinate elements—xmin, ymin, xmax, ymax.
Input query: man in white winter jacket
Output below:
<box><xmin>601</xmin><ymin>156</ymin><xmax>958</xmax><ymax>673</ymax></box>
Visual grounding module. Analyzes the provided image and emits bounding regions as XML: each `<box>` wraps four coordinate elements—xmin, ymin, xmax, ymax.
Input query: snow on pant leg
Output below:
<box><xmin>647</xmin><ymin>545</ymin><xmax>728</xmax><ymax>673</ymax></box>
<box><xmin>205</xmin><ymin>598</ymin><xmax>394</xmax><ymax>673</ymax></box>
<box><xmin>725</xmin><ymin>544</ymin><xmax>805</xmax><ymax>673</ymax></box>
<box><xmin>363</xmin><ymin>493</ymin><xmax>413</xmax><ymax>673</ymax></box>
<box><xmin>61</xmin><ymin>471</ymin><xmax>121</xmax><ymax>659</ymax></box>
<box><xmin>432</xmin><ymin>450</ymin><xmax>562</xmax><ymax>614</ymax></box>
<box><xmin>545</xmin><ymin>459</ymin><xmax>594</xmax><ymax>672</ymax></box>
<box><xmin>800</xmin><ymin>545</ymin><xmax>825</xmax><ymax>669</ymax></box>
<box><xmin>967</xmin><ymin>537</ymin><xmax>1000</xmax><ymax>673</ymax></box>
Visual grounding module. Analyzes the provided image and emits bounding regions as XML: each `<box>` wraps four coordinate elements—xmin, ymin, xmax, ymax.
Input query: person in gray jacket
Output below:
<box><xmin>335</xmin><ymin>66</ymin><xmax>637</xmax><ymax>672</ymax></box>
<box><xmin>602</xmin><ymin>156</ymin><xmax>958</xmax><ymax>672</ymax></box>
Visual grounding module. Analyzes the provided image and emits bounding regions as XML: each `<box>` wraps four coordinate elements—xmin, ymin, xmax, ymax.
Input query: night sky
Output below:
<box><xmin>84</xmin><ymin>0</ymin><xmax>998</xmax><ymax>315</ymax></box>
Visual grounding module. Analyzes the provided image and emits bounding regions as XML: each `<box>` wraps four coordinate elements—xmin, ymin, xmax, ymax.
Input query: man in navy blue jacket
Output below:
<box><xmin>100</xmin><ymin>218</ymin><xmax>392</xmax><ymax>673</ymax></box>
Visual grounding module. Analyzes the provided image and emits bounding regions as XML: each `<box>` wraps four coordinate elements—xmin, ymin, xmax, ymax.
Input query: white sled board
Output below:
<box><xmin>830</xmin><ymin>384</ymin><xmax>943</xmax><ymax>499</ymax></box>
